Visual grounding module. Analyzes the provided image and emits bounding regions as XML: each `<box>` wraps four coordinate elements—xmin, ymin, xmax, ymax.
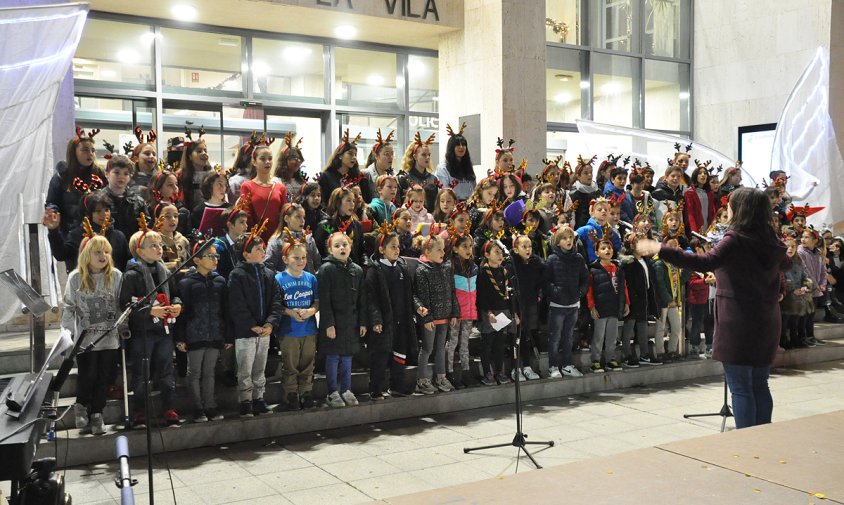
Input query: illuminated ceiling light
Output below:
<box><xmin>431</xmin><ymin>96</ymin><xmax>439</xmax><ymax>102</ymax></box>
<box><xmin>100</xmin><ymin>69</ymin><xmax>116</xmax><ymax>79</ymax></box>
<box><xmin>679</xmin><ymin>91</ymin><xmax>690</xmax><ymax>99</ymax></box>
<box><xmin>579</xmin><ymin>81</ymin><xmax>590</xmax><ymax>89</ymax></box>
<box><xmin>283</xmin><ymin>46</ymin><xmax>312</xmax><ymax>64</ymax></box>
<box><xmin>171</xmin><ymin>4</ymin><xmax>198</xmax><ymax>21</ymax></box>
<box><xmin>334</xmin><ymin>25</ymin><xmax>357</xmax><ymax>40</ymax></box>
<box><xmin>408</xmin><ymin>57</ymin><xmax>426</xmax><ymax>75</ymax></box>
<box><xmin>555</xmin><ymin>73</ymin><xmax>573</xmax><ymax>82</ymax></box>
<box><xmin>553</xmin><ymin>92</ymin><xmax>571</xmax><ymax>104</ymax></box>
<box><xmin>367</xmin><ymin>74</ymin><xmax>384</xmax><ymax>86</ymax></box>
<box><xmin>116</xmin><ymin>49</ymin><xmax>140</xmax><ymax>65</ymax></box>
<box><xmin>252</xmin><ymin>61</ymin><xmax>271</xmax><ymax>78</ymax></box>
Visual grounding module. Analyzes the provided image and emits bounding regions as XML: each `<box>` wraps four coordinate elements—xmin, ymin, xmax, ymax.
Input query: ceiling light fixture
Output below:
<box><xmin>334</xmin><ymin>25</ymin><xmax>357</xmax><ymax>40</ymax></box>
<box><xmin>171</xmin><ymin>4</ymin><xmax>198</xmax><ymax>21</ymax></box>
<box><xmin>367</xmin><ymin>74</ymin><xmax>384</xmax><ymax>86</ymax></box>
<box><xmin>553</xmin><ymin>92</ymin><xmax>571</xmax><ymax>104</ymax></box>
<box><xmin>555</xmin><ymin>73</ymin><xmax>573</xmax><ymax>82</ymax></box>
<box><xmin>408</xmin><ymin>57</ymin><xmax>426</xmax><ymax>76</ymax></box>
<box><xmin>116</xmin><ymin>49</ymin><xmax>140</xmax><ymax>65</ymax></box>
<box><xmin>679</xmin><ymin>91</ymin><xmax>690</xmax><ymax>99</ymax></box>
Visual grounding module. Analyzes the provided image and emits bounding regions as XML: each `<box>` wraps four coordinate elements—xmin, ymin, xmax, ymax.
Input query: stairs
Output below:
<box><xmin>28</xmin><ymin>323</ymin><xmax>844</xmax><ymax>467</ymax></box>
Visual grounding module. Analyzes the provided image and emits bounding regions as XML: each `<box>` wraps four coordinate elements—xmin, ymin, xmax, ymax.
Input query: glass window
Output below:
<box><xmin>73</xmin><ymin>19</ymin><xmax>154</xmax><ymax>88</ymax></box>
<box><xmin>547</xmin><ymin>130</ymin><xmax>634</xmax><ymax>167</ymax></box>
<box><xmin>594</xmin><ymin>0</ymin><xmax>641</xmax><ymax>52</ymax></box>
<box><xmin>252</xmin><ymin>39</ymin><xmax>325</xmax><ymax>102</ymax></box>
<box><xmin>545</xmin><ymin>0</ymin><xmax>583</xmax><ymax>45</ymax></box>
<box><xmin>161</xmin><ymin>107</ymin><xmax>222</xmax><ymax>166</ymax></box>
<box><xmin>222</xmin><ymin>106</ymin><xmax>265</xmax><ymax>169</ymax></box>
<box><xmin>546</xmin><ymin>47</ymin><xmax>588</xmax><ymax>124</ymax></box>
<box><xmin>337</xmin><ymin>114</ymin><xmax>406</xmax><ymax>166</ymax></box>
<box><xmin>335</xmin><ymin>48</ymin><xmax>398</xmax><ymax>108</ymax></box>
<box><xmin>645</xmin><ymin>60</ymin><xmax>689</xmax><ymax>131</ymax></box>
<box><xmin>645</xmin><ymin>0</ymin><xmax>691</xmax><ymax>59</ymax></box>
<box><xmin>74</xmin><ymin>97</ymin><xmax>138</xmax><ymax>160</ymax></box>
<box><xmin>593</xmin><ymin>53</ymin><xmax>640</xmax><ymax>128</ymax></box>
<box><xmin>160</xmin><ymin>28</ymin><xmax>243</xmax><ymax>94</ymax></box>
<box><xmin>408</xmin><ymin>55</ymin><xmax>438</xmax><ymax>113</ymax></box>
<box><xmin>265</xmin><ymin>114</ymin><xmax>323</xmax><ymax>177</ymax></box>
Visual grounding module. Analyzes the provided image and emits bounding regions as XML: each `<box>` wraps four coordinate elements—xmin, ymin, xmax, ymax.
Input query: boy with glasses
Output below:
<box><xmin>176</xmin><ymin>242</ymin><xmax>229</xmax><ymax>423</ymax></box>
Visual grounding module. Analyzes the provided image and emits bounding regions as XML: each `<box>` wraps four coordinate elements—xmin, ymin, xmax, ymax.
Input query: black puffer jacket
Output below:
<box><xmin>313</xmin><ymin>217</ymin><xmax>364</xmax><ymax>266</ymax></box>
<box><xmin>103</xmin><ymin>186</ymin><xmax>149</xmax><ymax>240</ymax></box>
<box><xmin>363</xmin><ymin>256</ymin><xmax>417</xmax><ymax>357</ymax></box>
<box><xmin>317</xmin><ymin>255</ymin><xmax>365</xmax><ymax>355</ymax></box>
<box><xmin>589</xmin><ymin>259</ymin><xmax>627</xmax><ymax>319</ymax></box>
<box><xmin>569</xmin><ymin>181</ymin><xmax>599</xmax><ymax>229</ymax></box>
<box><xmin>119</xmin><ymin>258</ymin><xmax>182</xmax><ymax>340</ymax></box>
<box><xmin>45</xmin><ymin>162</ymin><xmax>108</xmax><ymax>238</ymax></box>
<box><xmin>621</xmin><ymin>256</ymin><xmax>658</xmax><ymax>320</ymax></box>
<box><xmin>49</xmin><ymin>223</ymin><xmax>131</xmax><ymax>273</ymax></box>
<box><xmin>544</xmin><ymin>246</ymin><xmax>589</xmax><ymax>306</ymax></box>
<box><xmin>513</xmin><ymin>254</ymin><xmax>545</xmax><ymax>305</ymax></box>
<box><xmin>651</xmin><ymin>180</ymin><xmax>685</xmax><ymax>206</ymax></box>
<box><xmin>226</xmin><ymin>262</ymin><xmax>284</xmax><ymax>341</ymax></box>
<box><xmin>413</xmin><ymin>259</ymin><xmax>460</xmax><ymax>324</ymax></box>
<box><xmin>398</xmin><ymin>168</ymin><xmax>438</xmax><ymax>213</ymax></box>
<box><xmin>176</xmin><ymin>271</ymin><xmax>227</xmax><ymax>349</ymax></box>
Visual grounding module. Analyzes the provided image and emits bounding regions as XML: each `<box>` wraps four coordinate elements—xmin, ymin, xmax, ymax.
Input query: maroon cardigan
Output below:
<box><xmin>658</xmin><ymin>230</ymin><xmax>788</xmax><ymax>366</ymax></box>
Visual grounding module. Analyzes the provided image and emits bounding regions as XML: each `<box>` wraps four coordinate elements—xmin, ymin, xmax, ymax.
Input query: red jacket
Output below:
<box><xmin>684</xmin><ymin>186</ymin><xmax>716</xmax><ymax>234</ymax></box>
<box><xmin>686</xmin><ymin>274</ymin><xmax>709</xmax><ymax>305</ymax></box>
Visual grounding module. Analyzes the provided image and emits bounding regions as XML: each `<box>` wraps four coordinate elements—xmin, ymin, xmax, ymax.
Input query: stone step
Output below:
<box><xmin>38</xmin><ymin>339</ymin><xmax>844</xmax><ymax>468</ymax></box>
<box><xmin>32</xmin><ymin>322</ymin><xmax>844</xmax><ymax>428</ymax></box>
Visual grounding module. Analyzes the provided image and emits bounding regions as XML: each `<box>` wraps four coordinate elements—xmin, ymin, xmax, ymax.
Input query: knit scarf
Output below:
<box><xmin>134</xmin><ymin>259</ymin><xmax>170</xmax><ymax>301</ymax></box>
<box><xmin>483</xmin><ymin>263</ymin><xmax>509</xmax><ymax>300</ymax></box>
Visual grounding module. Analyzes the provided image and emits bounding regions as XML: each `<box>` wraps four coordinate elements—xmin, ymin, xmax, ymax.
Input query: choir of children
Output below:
<box><xmin>47</xmin><ymin>125</ymin><xmax>836</xmax><ymax>430</ymax></box>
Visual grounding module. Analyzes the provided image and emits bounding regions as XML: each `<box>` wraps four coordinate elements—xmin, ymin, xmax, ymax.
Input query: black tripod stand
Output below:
<box><xmin>464</xmin><ymin>252</ymin><xmax>554</xmax><ymax>469</ymax></box>
<box><xmin>683</xmin><ymin>376</ymin><xmax>733</xmax><ymax>432</ymax></box>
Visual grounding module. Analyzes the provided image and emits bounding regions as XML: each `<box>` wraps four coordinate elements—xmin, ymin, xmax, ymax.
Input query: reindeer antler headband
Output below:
<box><xmin>412</xmin><ymin>131</ymin><xmax>436</xmax><ymax>155</ymax></box>
<box><xmin>74</xmin><ymin>126</ymin><xmax>100</xmax><ymax>141</ymax></box>
<box><xmin>372</xmin><ymin>128</ymin><xmax>395</xmax><ymax>154</ymax></box>
<box><xmin>243</xmin><ymin>219</ymin><xmax>269</xmax><ymax>253</ymax></box>
<box><xmin>339</xmin><ymin>128</ymin><xmax>362</xmax><ymax>149</ymax></box>
<box><xmin>445</xmin><ymin>122</ymin><xmax>468</xmax><ymax>137</ymax></box>
<box><xmin>281</xmin><ymin>226</ymin><xmax>311</xmax><ymax>258</ymax></box>
<box><xmin>575</xmin><ymin>154</ymin><xmax>598</xmax><ymax>176</ymax></box>
<box><xmin>134</xmin><ymin>126</ymin><xmax>157</xmax><ymax>145</ymax></box>
<box><xmin>281</xmin><ymin>131</ymin><xmax>304</xmax><ymax>153</ymax></box>
<box><xmin>495</xmin><ymin>137</ymin><xmax>516</xmax><ymax>155</ymax></box>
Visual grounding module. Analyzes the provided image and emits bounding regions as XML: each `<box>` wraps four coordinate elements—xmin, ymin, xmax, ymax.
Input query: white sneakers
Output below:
<box><xmin>73</xmin><ymin>403</ymin><xmax>88</xmax><ymax>429</ymax></box>
<box><xmin>523</xmin><ymin>366</ymin><xmax>541</xmax><ymax>380</ymax></box>
<box><xmin>341</xmin><ymin>390</ymin><xmax>358</xmax><ymax>406</ymax></box>
<box><xmin>90</xmin><ymin>413</ymin><xmax>105</xmax><ymax>435</ymax></box>
<box><xmin>548</xmin><ymin>366</ymin><xmax>563</xmax><ymax>378</ymax></box>
<box><xmin>511</xmin><ymin>367</ymin><xmax>527</xmax><ymax>382</ymax></box>
<box><xmin>562</xmin><ymin>365</ymin><xmax>584</xmax><ymax>377</ymax></box>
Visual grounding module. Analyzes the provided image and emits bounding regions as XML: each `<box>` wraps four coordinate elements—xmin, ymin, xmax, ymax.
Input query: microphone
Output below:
<box><xmin>494</xmin><ymin>239</ymin><xmax>510</xmax><ymax>258</ymax></box>
<box><xmin>619</xmin><ymin>221</ymin><xmax>634</xmax><ymax>230</ymax></box>
<box><xmin>115</xmin><ymin>436</ymin><xmax>136</xmax><ymax>505</ymax></box>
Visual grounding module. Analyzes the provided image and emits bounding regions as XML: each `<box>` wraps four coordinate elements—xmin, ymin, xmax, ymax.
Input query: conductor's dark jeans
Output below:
<box><xmin>722</xmin><ymin>362</ymin><xmax>773</xmax><ymax>429</ymax></box>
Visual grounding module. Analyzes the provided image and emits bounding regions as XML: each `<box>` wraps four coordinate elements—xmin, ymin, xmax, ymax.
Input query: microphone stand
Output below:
<box><xmin>464</xmin><ymin>250</ymin><xmax>554</xmax><ymax>469</ymax></box>
<box><xmin>50</xmin><ymin>238</ymin><xmax>216</xmax><ymax>505</ymax></box>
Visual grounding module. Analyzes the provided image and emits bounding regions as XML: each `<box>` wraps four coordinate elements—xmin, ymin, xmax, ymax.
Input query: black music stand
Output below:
<box><xmin>683</xmin><ymin>376</ymin><xmax>733</xmax><ymax>432</ymax></box>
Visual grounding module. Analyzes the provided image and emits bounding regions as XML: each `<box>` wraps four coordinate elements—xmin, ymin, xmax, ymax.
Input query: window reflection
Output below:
<box><xmin>546</xmin><ymin>47</ymin><xmax>587</xmax><ymax>123</ymax></box>
<box><xmin>645</xmin><ymin>60</ymin><xmax>689</xmax><ymax>131</ymax></box>
<box><xmin>161</xmin><ymin>28</ymin><xmax>243</xmax><ymax>93</ymax></box>
<box><xmin>545</xmin><ymin>0</ymin><xmax>583</xmax><ymax>45</ymax></box>
<box><xmin>335</xmin><ymin>48</ymin><xmax>398</xmax><ymax>107</ymax></box>
<box><xmin>252</xmin><ymin>39</ymin><xmax>325</xmax><ymax>102</ymax></box>
<box><xmin>73</xmin><ymin>19</ymin><xmax>154</xmax><ymax>87</ymax></box>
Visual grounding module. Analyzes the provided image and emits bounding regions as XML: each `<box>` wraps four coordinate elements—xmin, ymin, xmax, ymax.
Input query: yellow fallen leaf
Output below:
<box><xmin>744</xmin><ymin>473</ymin><xmax>751</xmax><ymax>477</ymax></box>
<box><xmin>607</xmin><ymin>471</ymin><xmax>614</xmax><ymax>475</ymax></box>
<box><xmin>812</xmin><ymin>492</ymin><xmax>825</xmax><ymax>499</ymax></box>
<box><xmin>753</xmin><ymin>488</ymin><xmax>761</xmax><ymax>493</ymax></box>
<box><xmin>753</xmin><ymin>456</ymin><xmax>760</xmax><ymax>459</ymax></box>
<box><xmin>778</xmin><ymin>460</ymin><xmax>786</xmax><ymax>464</ymax></box>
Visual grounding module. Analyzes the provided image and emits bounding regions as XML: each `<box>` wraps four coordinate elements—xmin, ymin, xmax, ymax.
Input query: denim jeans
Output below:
<box><xmin>722</xmin><ymin>362</ymin><xmax>773</xmax><ymax>429</ymax></box>
<box><xmin>547</xmin><ymin>306</ymin><xmax>579</xmax><ymax>368</ymax></box>
<box><xmin>325</xmin><ymin>354</ymin><xmax>352</xmax><ymax>394</ymax></box>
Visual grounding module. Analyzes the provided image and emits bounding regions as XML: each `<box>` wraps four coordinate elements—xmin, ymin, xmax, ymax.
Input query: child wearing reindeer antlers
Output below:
<box><xmin>120</xmin><ymin>215</ymin><xmax>183</xmax><ymax>427</ymax></box>
<box><xmin>586</xmin><ymin>232</ymin><xmax>630</xmax><ymax>373</ymax></box>
<box><xmin>227</xmin><ymin>221</ymin><xmax>285</xmax><ymax>417</ymax></box>
<box><xmin>175</xmin><ymin>240</ymin><xmax>228</xmax><ymax>423</ymax></box>
<box><xmin>363</xmin><ymin>222</ymin><xmax>417</xmax><ymax>399</ymax></box>
<box><xmin>65</xmin><ymin>234</ymin><xmax>125</xmax><ymax>435</ymax></box>
<box><xmin>275</xmin><ymin>230</ymin><xmax>320</xmax><ymax>410</ymax></box>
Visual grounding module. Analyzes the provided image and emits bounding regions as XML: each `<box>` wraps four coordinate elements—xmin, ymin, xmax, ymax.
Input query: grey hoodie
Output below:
<box><xmin>61</xmin><ymin>270</ymin><xmax>125</xmax><ymax>352</ymax></box>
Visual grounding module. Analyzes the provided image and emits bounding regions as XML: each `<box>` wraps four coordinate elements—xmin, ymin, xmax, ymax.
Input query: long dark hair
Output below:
<box><xmin>444</xmin><ymin>135</ymin><xmax>475</xmax><ymax>180</ymax></box>
<box><xmin>728</xmin><ymin>187</ymin><xmax>777</xmax><ymax>245</ymax></box>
